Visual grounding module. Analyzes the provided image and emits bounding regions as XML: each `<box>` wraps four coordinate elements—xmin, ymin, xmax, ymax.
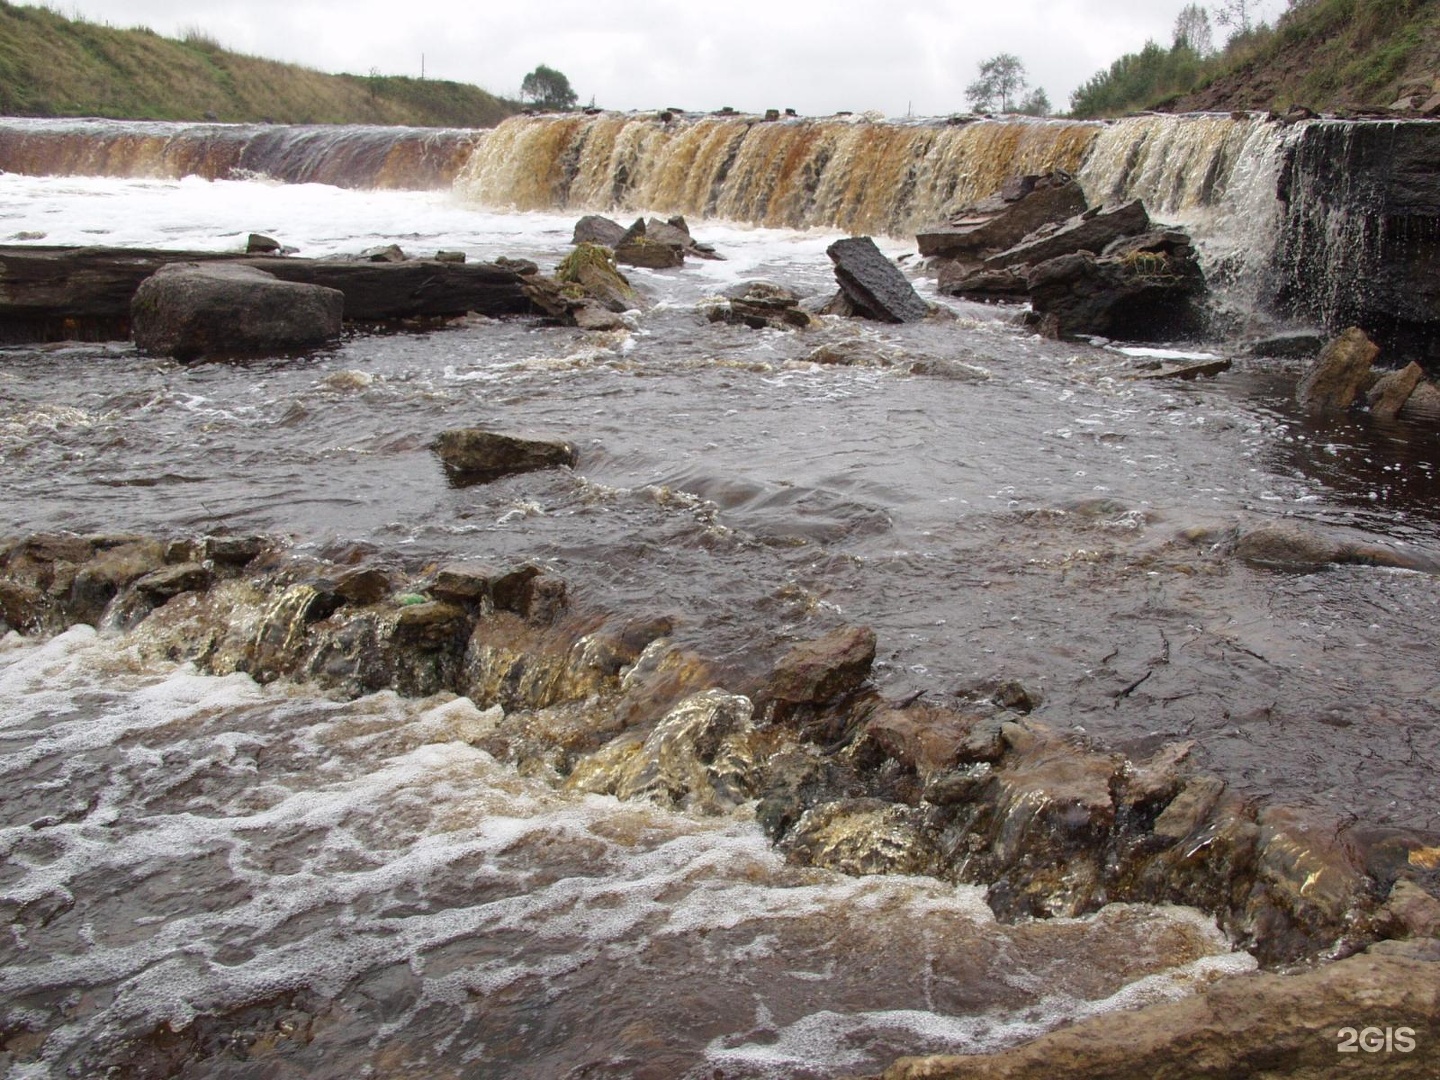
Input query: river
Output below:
<box><xmin>0</xmin><ymin>124</ymin><xmax>1437</xmax><ymax>1077</ymax></box>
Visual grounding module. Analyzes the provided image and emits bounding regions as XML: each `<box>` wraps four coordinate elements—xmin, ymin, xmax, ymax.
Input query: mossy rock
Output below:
<box><xmin>556</xmin><ymin>242</ymin><xmax>640</xmax><ymax>313</ymax></box>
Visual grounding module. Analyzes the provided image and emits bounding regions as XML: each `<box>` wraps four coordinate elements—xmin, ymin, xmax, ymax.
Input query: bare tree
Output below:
<box><xmin>1212</xmin><ymin>0</ymin><xmax>1256</xmax><ymax>36</ymax></box>
<box><xmin>1174</xmin><ymin>4</ymin><xmax>1215</xmax><ymax>55</ymax></box>
<box><xmin>966</xmin><ymin>54</ymin><xmax>1028</xmax><ymax>113</ymax></box>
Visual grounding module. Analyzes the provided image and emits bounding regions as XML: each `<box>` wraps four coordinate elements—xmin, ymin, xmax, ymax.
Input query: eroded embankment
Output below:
<box><xmin>4</xmin><ymin>528</ymin><xmax>1437</xmax><ymax>975</ymax></box>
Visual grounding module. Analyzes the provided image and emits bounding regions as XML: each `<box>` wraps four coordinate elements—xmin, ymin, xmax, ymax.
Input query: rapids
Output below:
<box><xmin>0</xmin><ymin>119</ymin><xmax>1438</xmax><ymax>1077</ymax></box>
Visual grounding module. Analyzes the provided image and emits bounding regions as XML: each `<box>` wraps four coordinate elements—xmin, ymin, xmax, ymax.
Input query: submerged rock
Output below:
<box><xmin>431</xmin><ymin>429</ymin><xmax>577</xmax><ymax>485</ymax></box>
<box><xmin>873</xmin><ymin>950</ymin><xmax>1440</xmax><ymax>1080</ymax></box>
<box><xmin>131</xmin><ymin>263</ymin><xmax>344</xmax><ymax>361</ymax></box>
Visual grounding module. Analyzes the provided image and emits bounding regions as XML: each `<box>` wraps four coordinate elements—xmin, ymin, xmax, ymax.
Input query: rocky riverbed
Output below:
<box><xmin>1</xmin><ymin>172</ymin><xmax>1438</xmax><ymax>1077</ymax></box>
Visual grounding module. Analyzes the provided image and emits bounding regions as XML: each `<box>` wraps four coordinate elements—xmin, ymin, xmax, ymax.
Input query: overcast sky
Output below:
<box><xmin>30</xmin><ymin>0</ymin><xmax>1290</xmax><ymax>117</ymax></box>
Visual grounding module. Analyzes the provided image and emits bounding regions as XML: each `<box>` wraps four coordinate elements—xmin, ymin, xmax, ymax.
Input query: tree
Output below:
<box><xmin>1212</xmin><ymin>0</ymin><xmax>1256</xmax><ymax>37</ymax></box>
<box><xmin>519</xmin><ymin>64</ymin><xmax>577</xmax><ymax>111</ymax></box>
<box><xmin>1018</xmin><ymin>87</ymin><xmax>1052</xmax><ymax>116</ymax></box>
<box><xmin>966</xmin><ymin>53</ymin><xmax>1028</xmax><ymax>113</ymax></box>
<box><xmin>1174</xmin><ymin>4</ymin><xmax>1215</xmax><ymax>55</ymax></box>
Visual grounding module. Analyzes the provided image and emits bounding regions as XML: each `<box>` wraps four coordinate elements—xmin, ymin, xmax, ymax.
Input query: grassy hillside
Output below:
<box><xmin>1072</xmin><ymin>0</ymin><xmax>1440</xmax><ymax>116</ymax></box>
<box><xmin>0</xmin><ymin>1</ymin><xmax>518</xmax><ymax>127</ymax></box>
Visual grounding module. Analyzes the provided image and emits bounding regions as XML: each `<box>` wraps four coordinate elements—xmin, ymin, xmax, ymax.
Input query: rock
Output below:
<box><xmin>874</xmin><ymin>952</ymin><xmax>1440</xmax><ymax>1080</ymax></box>
<box><xmin>566</xmin><ymin>689</ymin><xmax>756</xmax><ymax>814</ymax></box>
<box><xmin>1152</xmin><ymin>775</ymin><xmax>1227</xmax><ymax>841</ymax></box>
<box><xmin>68</xmin><ymin>539</ymin><xmax>167</xmax><ymax>624</ymax></box>
<box><xmin>435</xmin><ymin>250</ymin><xmax>467</xmax><ymax>264</ymax></box>
<box><xmin>785</xmin><ymin>798</ymin><xmax>941</xmax><ymax>876</ymax></box>
<box><xmin>826</xmin><ymin>237</ymin><xmax>931</xmax><ymax>323</ymax></box>
<box><xmin>555</xmin><ymin>243</ymin><xmax>641</xmax><ymax>313</ymax></box>
<box><xmin>1128</xmin><ymin>357</ymin><xmax>1231</xmax><ymax>380</ymax></box>
<box><xmin>131</xmin><ymin>263</ymin><xmax>344</xmax><ymax>361</ymax></box>
<box><xmin>706</xmin><ymin>281</ymin><xmax>815</xmax><ymax>330</ymax></box>
<box><xmin>431</xmin><ymin>429</ymin><xmax>577</xmax><ymax>485</ymax></box>
<box><xmin>936</xmin><ymin>264</ymin><xmax>1029</xmax><ymax>301</ymax></box>
<box><xmin>491</xmin><ymin>565</ymin><xmax>567</xmax><ymax>624</ymax></box>
<box><xmin>764</xmin><ymin>625</ymin><xmax>877</xmax><ymax>708</ymax></box>
<box><xmin>1382</xmin><ymin>879</ymin><xmax>1440</xmax><ymax>939</ymax></box>
<box><xmin>907</xmin><ymin>357</ymin><xmax>991</xmax><ymax>381</ymax></box>
<box><xmin>1367</xmin><ymin>361</ymin><xmax>1424</xmax><ymax>419</ymax></box>
<box><xmin>1024</xmin><ymin>242</ymin><xmax>1207</xmax><ymax>341</ymax></box>
<box><xmin>986</xmin><ymin>200</ymin><xmax>1152</xmax><ymax>271</ymax></box>
<box><xmin>807</xmin><ymin>342</ymin><xmax>891</xmax><ymax>366</ymax></box>
<box><xmin>429</xmin><ymin>563</ymin><xmax>497</xmax><ymax>606</ymax></box>
<box><xmin>862</xmin><ymin>705</ymin><xmax>979</xmax><ymax>777</ymax></box>
<box><xmin>0</xmin><ymin>578</ymin><xmax>49</xmax><ymax>632</ymax></box>
<box><xmin>358</xmin><ymin>243</ymin><xmax>406</xmax><ymax>263</ymax></box>
<box><xmin>1232</xmin><ymin>523</ymin><xmax>1437</xmax><ymax>574</ymax></box>
<box><xmin>492</xmin><ymin>255</ymin><xmax>535</xmax><ymax>275</ymax></box>
<box><xmin>1245</xmin><ymin>331</ymin><xmax>1325</xmax><ymax>358</ymax></box>
<box><xmin>246</xmin><ymin>233</ymin><xmax>281</xmax><ymax>254</ymax></box>
<box><xmin>1296</xmin><ymin>327</ymin><xmax>1381</xmax><ymax>412</ymax></box>
<box><xmin>1400</xmin><ymin>380</ymin><xmax>1440</xmax><ymax>421</ymax></box>
<box><xmin>393</xmin><ymin>600</ymin><xmax>470</xmax><ymax>650</ymax></box>
<box><xmin>573</xmin><ymin>301</ymin><xmax>628</xmax><ymax>330</ymax></box>
<box><xmin>572</xmin><ymin>214</ymin><xmax>628</xmax><ymax>248</ymax></box>
<box><xmin>614</xmin><ymin>218</ymin><xmax>686</xmax><ymax>269</ymax></box>
<box><xmin>917</xmin><ymin>174</ymin><xmax>1088</xmax><ymax>259</ymax></box>
<box><xmin>133</xmin><ymin>562</ymin><xmax>214</xmax><ymax>602</ymax></box>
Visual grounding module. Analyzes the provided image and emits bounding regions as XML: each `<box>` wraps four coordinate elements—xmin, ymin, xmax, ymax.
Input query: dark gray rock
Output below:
<box><xmin>572</xmin><ymin>215</ymin><xmax>628</xmax><ymax>248</ymax></box>
<box><xmin>917</xmin><ymin>174</ymin><xmax>1087</xmax><ymax>259</ymax></box>
<box><xmin>986</xmin><ymin>201</ymin><xmax>1152</xmax><ymax>271</ymax></box>
<box><xmin>131</xmin><ymin>263</ymin><xmax>344</xmax><ymax>361</ymax></box>
<box><xmin>1025</xmin><ymin>240</ymin><xmax>1207</xmax><ymax>341</ymax></box>
<box><xmin>614</xmin><ymin>218</ymin><xmax>686</xmax><ymax>269</ymax></box>
<box><xmin>937</xmin><ymin>265</ymin><xmax>1029</xmax><ymax>301</ymax></box>
<box><xmin>826</xmin><ymin>237</ymin><xmax>930</xmax><ymax>323</ymax></box>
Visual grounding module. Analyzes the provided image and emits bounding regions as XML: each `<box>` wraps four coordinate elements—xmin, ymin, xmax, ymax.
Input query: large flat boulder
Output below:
<box><xmin>826</xmin><ymin>237</ymin><xmax>930</xmax><ymax>323</ymax></box>
<box><xmin>131</xmin><ymin>263</ymin><xmax>343</xmax><ymax>361</ymax></box>
<box><xmin>985</xmin><ymin>200</ymin><xmax>1151</xmax><ymax>270</ymax></box>
<box><xmin>917</xmin><ymin>174</ymin><xmax>1088</xmax><ymax>259</ymax></box>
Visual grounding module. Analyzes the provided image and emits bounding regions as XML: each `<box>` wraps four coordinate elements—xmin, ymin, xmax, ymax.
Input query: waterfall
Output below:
<box><xmin>0</xmin><ymin>117</ymin><xmax>483</xmax><ymax>189</ymax></box>
<box><xmin>454</xmin><ymin>113</ymin><xmax>1102</xmax><ymax>236</ymax></box>
<box><xmin>7</xmin><ymin>111</ymin><xmax>1437</xmax><ymax>341</ymax></box>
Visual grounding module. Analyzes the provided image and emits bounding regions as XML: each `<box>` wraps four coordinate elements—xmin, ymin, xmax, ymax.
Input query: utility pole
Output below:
<box><xmin>421</xmin><ymin>53</ymin><xmax>425</xmax><ymax>80</ymax></box>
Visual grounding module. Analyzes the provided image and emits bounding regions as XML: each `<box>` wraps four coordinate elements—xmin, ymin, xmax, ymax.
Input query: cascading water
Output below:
<box><xmin>0</xmin><ymin>110</ymin><xmax>1326</xmax><ymax>326</ymax></box>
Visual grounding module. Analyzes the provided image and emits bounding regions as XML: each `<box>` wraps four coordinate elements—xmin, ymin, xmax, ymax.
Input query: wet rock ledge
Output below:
<box><xmin>4</xmin><ymin>530</ymin><xmax>1437</xmax><ymax>979</ymax></box>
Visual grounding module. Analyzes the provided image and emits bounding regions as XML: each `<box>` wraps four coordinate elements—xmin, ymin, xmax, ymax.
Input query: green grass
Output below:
<box><xmin>0</xmin><ymin>1</ymin><xmax>519</xmax><ymax>126</ymax></box>
<box><xmin>1069</xmin><ymin>0</ymin><xmax>1440</xmax><ymax>116</ymax></box>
